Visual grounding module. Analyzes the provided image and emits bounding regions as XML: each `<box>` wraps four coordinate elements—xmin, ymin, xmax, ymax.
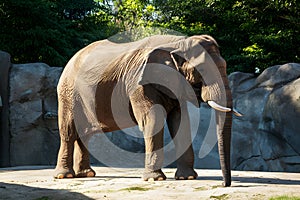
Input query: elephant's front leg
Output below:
<box><xmin>167</xmin><ymin>105</ymin><xmax>198</xmax><ymax>180</ymax></box>
<box><xmin>130</xmin><ymin>86</ymin><xmax>167</xmax><ymax>181</ymax></box>
<box><xmin>142</xmin><ymin>105</ymin><xmax>167</xmax><ymax>181</ymax></box>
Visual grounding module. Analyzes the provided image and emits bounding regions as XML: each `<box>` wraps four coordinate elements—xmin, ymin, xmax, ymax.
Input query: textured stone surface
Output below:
<box><xmin>5</xmin><ymin>59</ymin><xmax>300</xmax><ymax>172</ymax></box>
<box><xmin>9</xmin><ymin>63</ymin><xmax>62</xmax><ymax>166</ymax></box>
<box><xmin>90</xmin><ymin>64</ymin><xmax>300</xmax><ymax>172</ymax></box>
<box><xmin>229</xmin><ymin>63</ymin><xmax>300</xmax><ymax>172</ymax></box>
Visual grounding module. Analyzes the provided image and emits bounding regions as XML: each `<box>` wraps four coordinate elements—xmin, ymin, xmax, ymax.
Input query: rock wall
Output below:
<box><xmin>1</xmin><ymin>50</ymin><xmax>299</xmax><ymax>172</ymax></box>
<box><xmin>230</xmin><ymin>63</ymin><xmax>300</xmax><ymax>172</ymax></box>
<box><xmin>9</xmin><ymin>63</ymin><xmax>62</xmax><ymax>165</ymax></box>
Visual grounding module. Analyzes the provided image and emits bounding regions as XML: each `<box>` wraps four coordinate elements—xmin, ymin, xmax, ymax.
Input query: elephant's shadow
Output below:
<box><xmin>91</xmin><ymin>174</ymin><xmax>300</xmax><ymax>186</ymax></box>
<box><xmin>200</xmin><ymin>175</ymin><xmax>300</xmax><ymax>186</ymax></box>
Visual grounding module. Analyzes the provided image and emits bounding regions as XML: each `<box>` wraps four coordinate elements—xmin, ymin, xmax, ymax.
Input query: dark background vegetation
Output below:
<box><xmin>0</xmin><ymin>0</ymin><xmax>299</xmax><ymax>73</ymax></box>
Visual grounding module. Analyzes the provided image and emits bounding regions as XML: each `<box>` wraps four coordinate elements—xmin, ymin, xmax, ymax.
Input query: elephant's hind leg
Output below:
<box><xmin>74</xmin><ymin>136</ymin><xmax>96</xmax><ymax>178</ymax></box>
<box><xmin>54</xmin><ymin>121</ymin><xmax>76</xmax><ymax>178</ymax></box>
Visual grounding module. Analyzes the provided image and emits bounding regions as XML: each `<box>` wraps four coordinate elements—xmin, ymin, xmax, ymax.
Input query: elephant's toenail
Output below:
<box><xmin>66</xmin><ymin>173</ymin><xmax>73</xmax><ymax>178</ymax></box>
<box><xmin>87</xmin><ymin>171</ymin><xmax>95</xmax><ymax>177</ymax></box>
<box><xmin>57</xmin><ymin>174</ymin><xmax>64</xmax><ymax>179</ymax></box>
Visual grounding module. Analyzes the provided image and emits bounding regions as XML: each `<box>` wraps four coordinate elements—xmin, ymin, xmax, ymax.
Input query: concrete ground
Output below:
<box><xmin>0</xmin><ymin>166</ymin><xmax>300</xmax><ymax>200</ymax></box>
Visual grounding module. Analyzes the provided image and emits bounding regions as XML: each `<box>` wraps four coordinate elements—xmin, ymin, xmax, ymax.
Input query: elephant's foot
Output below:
<box><xmin>75</xmin><ymin>168</ymin><xmax>96</xmax><ymax>178</ymax></box>
<box><xmin>175</xmin><ymin>167</ymin><xmax>198</xmax><ymax>180</ymax></box>
<box><xmin>143</xmin><ymin>169</ymin><xmax>166</xmax><ymax>181</ymax></box>
<box><xmin>54</xmin><ymin>167</ymin><xmax>75</xmax><ymax>179</ymax></box>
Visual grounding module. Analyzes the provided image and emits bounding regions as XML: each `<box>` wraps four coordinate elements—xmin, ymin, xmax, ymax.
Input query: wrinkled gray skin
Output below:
<box><xmin>54</xmin><ymin>35</ymin><xmax>233</xmax><ymax>186</ymax></box>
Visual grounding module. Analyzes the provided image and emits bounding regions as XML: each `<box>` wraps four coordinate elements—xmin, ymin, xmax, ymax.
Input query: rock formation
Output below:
<box><xmin>9</xmin><ymin>63</ymin><xmax>62</xmax><ymax>165</ymax></box>
<box><xmin>0</xmin><ymin>50</ymin><xmax>299</xmax><ymax>172</ymax></box>
<box><xmin>229</xmin><ymin>63</ymin><xmax>300</xmax><ymax>171</ymax></box>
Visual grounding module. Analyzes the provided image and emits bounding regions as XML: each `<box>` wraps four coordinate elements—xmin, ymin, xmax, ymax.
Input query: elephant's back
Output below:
<box><xmin>58</xmin><ymin>34</ymin><xmax>186</xmax><ymax>89</ymax></box>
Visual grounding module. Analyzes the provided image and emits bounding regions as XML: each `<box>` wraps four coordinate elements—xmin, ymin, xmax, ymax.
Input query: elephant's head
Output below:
<box><xmin>173</xmin><ymin>35</ymin><xmax>236</xmax><ymax>186</ymax></box>
<box><xmin>189</xmin><ymin>35</ymin><xmax>234</xmax><ymax>186</ymax></box>
<box><xmin>139</xmin><ymin>35</ymin><xmax>241</xmax><ymax>186</ymax></box>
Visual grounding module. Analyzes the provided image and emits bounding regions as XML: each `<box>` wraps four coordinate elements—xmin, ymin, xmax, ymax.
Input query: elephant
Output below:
<box><xmin>54</xmin><ymin>34</ymin><xmax>241</xmax><ymax>187</ymax></box>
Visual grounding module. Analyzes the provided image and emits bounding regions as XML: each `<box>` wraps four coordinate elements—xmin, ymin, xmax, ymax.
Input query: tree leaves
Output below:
<box><xmin>0</xmin><ymin>0</ymin><xmax>299</xmax><ymax>72</ymax></box>
<box><xmin>0</xmin><ymin>0</ymin><xmax>114</xmax><ymax>66</ymax></box>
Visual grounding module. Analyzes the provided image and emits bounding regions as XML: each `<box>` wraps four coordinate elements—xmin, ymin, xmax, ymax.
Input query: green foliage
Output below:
<box><xmin>269</xmin><ymin>196</ymin><xmax>300</xmax><ymax>200</ymax></box>
<box><xmin>0</xmin><ymin>0</ymin><xmax>68</xmax><ymax>65</ymax></box>
<box><xmin>210</xmin><ymin>193</ymin><xmax>229</xmax><ymax>200</ymax></box>
<box><xmin>151</xmin><ymin>0</ymin><xmax>300</xmax><ymax>73</ymax></box>
<box><xmin>120</xmin><ymin>186</ymin><xmax>150</xmax><ymax>191</ymax></box>
<box><xmin>0</xmin><ymin>0</ymin><xmax>115</xmax><ymax>66</ymax></box>
<box><xmin>0</xmin><ymin>0</ymin><xmax>299</xmax><ymax>73</ymax></box>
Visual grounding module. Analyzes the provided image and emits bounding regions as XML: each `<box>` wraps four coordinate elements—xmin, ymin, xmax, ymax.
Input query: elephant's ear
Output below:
<box><xmin>137</xmin><ymin>47</ymin><xmax>194</xmax><ymax>101</ymax></box>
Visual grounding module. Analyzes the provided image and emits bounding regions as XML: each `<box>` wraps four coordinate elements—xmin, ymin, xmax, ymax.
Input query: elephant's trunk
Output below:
<box><xmin>216</xmin><ymin>75</ymin><xmax>232</xmax><ymax>187</ymax></box>
<box><xmin>194</xmin><ymin>35</ymin><xmax>233</xmax><ymax>186</ymax></box>
<box><xmin>216</xmin><ymin>110</ymin><xmax>232</xmax><ymax>186</ymax></box>
<box><xmin>200</xmin><ymin>73</ymin><xmax>233</xmax><ymax>187</ymax></box>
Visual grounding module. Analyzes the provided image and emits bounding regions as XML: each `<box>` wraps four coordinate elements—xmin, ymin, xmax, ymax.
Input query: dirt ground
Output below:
<box><xmin>0</xmin><ymin>166</ymin><xmax>300</xmax><ymax>200</ymax></box>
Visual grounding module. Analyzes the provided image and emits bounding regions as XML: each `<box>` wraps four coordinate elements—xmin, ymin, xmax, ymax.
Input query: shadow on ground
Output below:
<box><xmin>198</xmin><ymin>175</ymin><xmax>300</xmax><ymax>185</ymax></box>
<box><xmin>0</xmin><ymin>182</ymin><xmax>93</xmax><ymax>200</ymax></box>
<box><xmin>88</xmin><ymin>173</ymin><xmax>300</xmax><ymax>186</ymax></box>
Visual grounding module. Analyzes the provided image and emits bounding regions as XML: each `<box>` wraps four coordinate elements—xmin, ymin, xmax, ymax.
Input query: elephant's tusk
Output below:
<box><xmin>207</xmin><ymin>101</ymin><xmax>231</xmax><ymax>112</ymax></box>
<box><xmin>233</xmin><ymin>108</ymin><xmax>243</xmax><ymax>117</ymax></box>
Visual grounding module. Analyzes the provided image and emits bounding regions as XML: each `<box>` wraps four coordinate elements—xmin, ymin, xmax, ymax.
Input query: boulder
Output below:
<box><xmin>229</xmin><ymin>63</ymin><xmax>300</xmax><ymax>172</ymax></box>
<box><xmin>9</xmin><ymin>63</ymin><xmax>62</xmax><ymax>166</ymax></box>
<box><xmin>90</xmin><ymin>64</ymin><xmax>300</xmax><ymax>172</ymax></box>
<box><xmin>5</xmin><ymin>60</ymin><xmax>300</xmax><ymax>172</ymax></box>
